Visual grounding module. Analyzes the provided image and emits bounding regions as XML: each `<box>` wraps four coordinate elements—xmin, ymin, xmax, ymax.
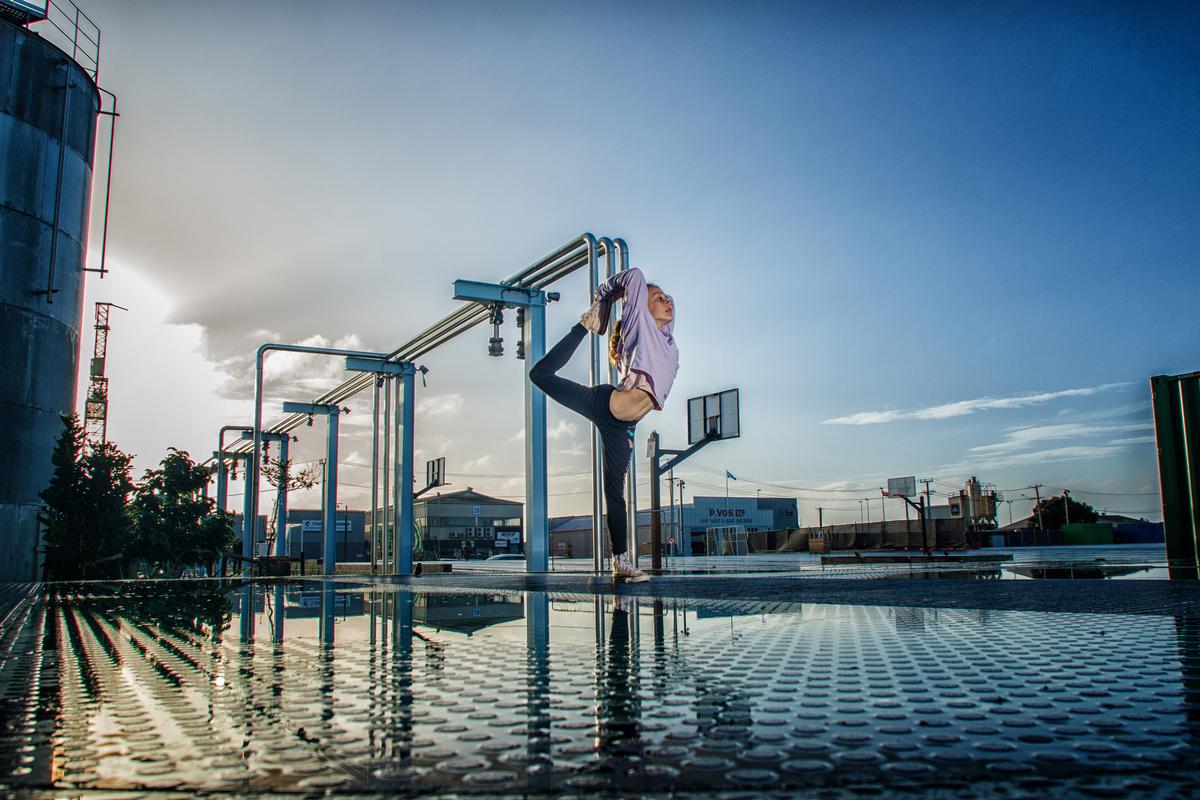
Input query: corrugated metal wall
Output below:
<box><xmin>0</xmin><ymin>19</ymin><xmax>100</xmax><ymax>582</ymax></box>
<box><xmin>1151</xmin><ymin>372</ymin><xmax>1200</xmax><ymax>580</ymax></box>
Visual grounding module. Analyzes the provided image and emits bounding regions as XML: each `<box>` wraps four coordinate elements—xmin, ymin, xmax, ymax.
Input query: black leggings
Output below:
<box><xmin>529</xmin><ymin>324</ymin><xmax>636</xmax><ymax>556</ymax></box>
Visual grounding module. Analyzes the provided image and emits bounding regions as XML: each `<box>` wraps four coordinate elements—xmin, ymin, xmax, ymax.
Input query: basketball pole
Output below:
<box><xmin>648</xmin><ymin>429</ymin><xmax>720</xmax><ymax>573</ymax></box>
<box><xmin>891</xmin><ymin>492</ymin><xmax>930</xmax><ymax>554</ymax></box>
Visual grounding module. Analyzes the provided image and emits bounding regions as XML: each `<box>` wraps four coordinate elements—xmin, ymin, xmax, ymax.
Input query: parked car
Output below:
<box><xmin>485</xmin><ymin>553</ymin><xmax>525</xmax><ymax>561</ymax></box>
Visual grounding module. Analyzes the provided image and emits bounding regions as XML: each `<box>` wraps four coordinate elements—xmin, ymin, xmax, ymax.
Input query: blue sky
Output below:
<box><xmin>69</xmin><ymin>0</ymin><xmax>1198</xmax><ymax>523</ymax></box>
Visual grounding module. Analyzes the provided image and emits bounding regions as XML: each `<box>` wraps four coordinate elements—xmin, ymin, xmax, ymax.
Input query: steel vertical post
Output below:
<box><xmin>525</xmin><ymin>294</ymin><xmax>548</xmax><ymax>572</ymax></box>
<box><xmin>216</xmin><ymin>459</ymin><xmax>228</xmax><ymax>514</ymax></box>
<box><xmin>396</xmin><ymin>364</ymin><xmax>416</xmax><ymax>575</ymax></box>
<box><xmin>371</xmin><ymin>378</ymin><xmax>380</xmax><ymax>571</ymax></box>
<box><xmin>323</xmin><ymin>407</ymin><xmax>340</xmax><ymax>575</ymax></box>
<box><xmin>613</xmin><ymin>239</ymin><xmax>640</xmax><ymax>565</ymax></box>
<box><xmin>382</xmin><ymin>378</ymin><xmax>392</xmax><ymax>574</ymax></box>
<box><xmin>241</xmin><ymin>454</ymin><xmax>254</xmax><ymax>563</ymax></box>
<box><xmin>588</xmin><ymin>235</ymin><xmax>605</xmax><ymax>572</ymax></box>
<box><xmin>273</xmin><ymin>435</ymin><xmax>289</xmax><ymax>557</ymax></box>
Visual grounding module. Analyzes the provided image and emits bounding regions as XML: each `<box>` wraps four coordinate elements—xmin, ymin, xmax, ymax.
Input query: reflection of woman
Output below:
<box><xmin>530</xmin><ymin>268</ymin><xmax>677</xmax><ymax>582</ymax></box>
<box><xmin>597</xmin><ymin>599</ymin><xmax>641</xmax><ymax>757</ymax></box>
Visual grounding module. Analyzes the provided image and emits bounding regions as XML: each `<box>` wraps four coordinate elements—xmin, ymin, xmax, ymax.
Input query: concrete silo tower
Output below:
<box><xmin>0</xmin><ymin>8</ymin><xmax>103</xmax><ymax>581</ymax></box>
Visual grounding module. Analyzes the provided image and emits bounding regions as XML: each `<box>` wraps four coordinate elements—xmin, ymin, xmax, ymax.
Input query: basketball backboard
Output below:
<box><xmin>886</xmin><ymin>476</ymin><xmax>916</xmax><ymax>498</ymax></box>
<box><xmin>688</xmin><ymin>388</ymin><xmax>740</xmax><ymax>445</ymax></box>
<box><xmin>426</xmin><ymin>457</ymin><xmax>446</xmax><ymax>488</ymax></box>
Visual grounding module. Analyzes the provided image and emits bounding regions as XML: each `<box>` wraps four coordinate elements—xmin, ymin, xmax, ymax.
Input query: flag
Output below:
<box><xmin>726</xmin><ymin>470</ymin><xmax>737</xmax><ymax>481</ymax></box>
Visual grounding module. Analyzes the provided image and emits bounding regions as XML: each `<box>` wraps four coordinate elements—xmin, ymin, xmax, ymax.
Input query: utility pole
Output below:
<box><xmin>1031</xmin><ymin>483</ymin><xmax>1045</xmax><ymax>530</ymax></box>
<box><xmin>920</xmin><ymin>479</ymin><xmax>933</xmax><ymax>518</ymax></box>
<box><xmin>817</xmin><ymin>507</ymin><xmax>824</xmax><ymax>528</ymax></box>
<box><xmin>1062</xmin><ymin>489</ymin><xmax>1070</xmax><ymax>526</ymax></box>
<box><xmin>668</xmin><ymin>467</ymin><xmax>675</xmax><ymax>556</ymax></box>
<box><xmin>677</xmin><ymin>479</ymin><xmax>686</xmax><ymax>555</ymax></box>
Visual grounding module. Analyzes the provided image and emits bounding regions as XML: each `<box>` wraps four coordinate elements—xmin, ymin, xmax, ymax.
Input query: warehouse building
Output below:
<box><xmin>550</xmin><ymin>496</ymin><xmax>800</xmax><ymax>559</ymax></box>
<box><xmin>412</xmin><ymin>488</ymin><xmax>524</xmax><ymax>560</ymax></box>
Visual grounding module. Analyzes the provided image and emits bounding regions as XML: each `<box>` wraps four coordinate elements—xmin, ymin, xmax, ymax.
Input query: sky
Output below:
<box><xmin>62</xmin><ymin>0</ymin><xmax>1199</xmax><ymax>525</ymax></box>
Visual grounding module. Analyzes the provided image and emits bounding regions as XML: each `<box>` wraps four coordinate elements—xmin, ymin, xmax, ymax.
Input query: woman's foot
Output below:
<box><xmin>612</xmin><ymin>551</ymin><xmax>649</xmax><ymax>583</ymax></box>
<box><xmin>580</xmin><ymin>298</ymin><xmax>611</xmax><ymax>335</ymax></box>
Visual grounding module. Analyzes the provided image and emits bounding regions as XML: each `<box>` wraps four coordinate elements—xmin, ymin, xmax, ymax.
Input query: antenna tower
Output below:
<box><xmin>83</xmin><ymin>302</ymin><xmax>126</xmax><ymax>445</ymax></box>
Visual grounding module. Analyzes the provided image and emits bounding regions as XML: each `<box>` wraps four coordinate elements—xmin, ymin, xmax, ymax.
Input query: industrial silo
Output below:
<box><xmin>0</xmin><ymin>15</ymin><xmax>101</xmax><ymax>581</ymax></box>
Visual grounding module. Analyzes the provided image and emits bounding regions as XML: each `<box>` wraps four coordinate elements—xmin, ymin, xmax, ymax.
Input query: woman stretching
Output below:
<box><xmin>530</xmin><ymin>267</ymin><xmax>677</xmax><ymax>583</ymax></box>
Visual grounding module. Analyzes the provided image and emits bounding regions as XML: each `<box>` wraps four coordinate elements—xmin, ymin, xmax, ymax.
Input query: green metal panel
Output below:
<box><xmin>1151</xmin><ymin>372</ymin><xmax>1200</xmax><ymax>580</ymax></box>
<box><xmin>1062</xmin><ymin>523</ymin><xmax>1115</xmax><ymax>546</ymax></box>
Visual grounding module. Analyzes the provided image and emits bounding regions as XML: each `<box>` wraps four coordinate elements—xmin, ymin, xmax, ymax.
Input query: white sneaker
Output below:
<box><xmin>611</xmin><ymin>551</ymin><xmax>649</xmax><ymax>583</ymax></box>
<box><xmin>580</xmin><ymin>298</ymin><xmax>612</xmax><ymax>335</ymax></box>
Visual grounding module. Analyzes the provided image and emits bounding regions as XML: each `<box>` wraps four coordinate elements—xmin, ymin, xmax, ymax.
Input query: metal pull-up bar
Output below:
<box><xmin>229</xmin><ymin>234</ymin><xmax>634</xmax><ymax>575</ymax></box>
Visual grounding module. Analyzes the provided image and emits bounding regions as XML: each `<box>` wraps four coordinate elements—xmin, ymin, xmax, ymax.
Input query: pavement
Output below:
<box><xmin>1</xmin><ymin>571</ymin><xmax>1198</xmax><ymax>799</ymax></box>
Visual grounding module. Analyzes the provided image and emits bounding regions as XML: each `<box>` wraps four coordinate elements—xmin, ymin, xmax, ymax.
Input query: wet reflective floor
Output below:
<box><xmin>2</xmin><ymin>579</ymin><xmax>1199</xmax><ymax>799</ymax></box>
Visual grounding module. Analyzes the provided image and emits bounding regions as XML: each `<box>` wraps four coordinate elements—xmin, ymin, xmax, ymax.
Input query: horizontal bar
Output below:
<box><xmin>225</xmin><ymin>235</ymin><xmax>602</xmax><ymax>453</ymax></box>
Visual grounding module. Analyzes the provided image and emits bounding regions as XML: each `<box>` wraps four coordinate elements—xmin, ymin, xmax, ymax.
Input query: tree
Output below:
<box><xmin>130</xmin><ymin>448</ymin><xmax>234</xmax><ymax>576</ymax></box>
<box><xmin>261</xmin><ymin>454</ymin><xmax>320</xmax><ymax>552</ymax></box>
<box><xmin>1031</xmin><ymin>493</ymin><xmax>1098</xmax><ymax>530</ymax></box>
<box><xmin>39</xmin><ymin>414</ymin><xmax>135</xmax><ymax>580</ymax></box>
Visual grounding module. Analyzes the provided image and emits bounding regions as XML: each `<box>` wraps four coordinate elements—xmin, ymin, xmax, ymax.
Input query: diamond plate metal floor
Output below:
<box><xmin>1</xmin><ymin>578</ymin><xmax>1198</xmax><ymax>799</ymax></box>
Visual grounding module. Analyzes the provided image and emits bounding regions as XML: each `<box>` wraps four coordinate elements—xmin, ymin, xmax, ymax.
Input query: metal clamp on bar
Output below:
<box><xmin>344</xmin><ymin>355</ymin><xmax>408</xmax><ymax>375</ymax></box>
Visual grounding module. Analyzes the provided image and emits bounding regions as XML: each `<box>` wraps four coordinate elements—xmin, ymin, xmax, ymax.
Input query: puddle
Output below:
<box><xmin>0</xmin><ymin>580</ymin><xmax>1197</xmax><ymax>796</ymax></box>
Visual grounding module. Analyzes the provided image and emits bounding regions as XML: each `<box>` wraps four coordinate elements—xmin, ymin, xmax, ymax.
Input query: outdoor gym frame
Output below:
<box><xmin>220</xmin><ymin>234</ymin><xmax>635</xmax><ymax>575</ymax></box>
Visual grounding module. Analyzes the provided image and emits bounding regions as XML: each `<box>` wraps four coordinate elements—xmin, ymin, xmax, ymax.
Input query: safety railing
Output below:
<box><xmin>25</xmin><ymin>0</ymin><xmax>100</xmax><ymax>81</ymax></box>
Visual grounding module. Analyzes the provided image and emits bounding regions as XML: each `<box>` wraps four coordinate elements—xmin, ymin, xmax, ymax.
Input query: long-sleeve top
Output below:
<box><xmin>596</xmin><ymin>267</ymin><xmax>679</xmax><ymax>410</ymax></box>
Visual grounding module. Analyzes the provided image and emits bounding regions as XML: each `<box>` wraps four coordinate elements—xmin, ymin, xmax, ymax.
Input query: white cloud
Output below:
<box><xmin>416</xmin><ymin>393</ymin><xmax>465</xmax><ymax>419</ymax></box>
<box><xmin>1107</xmin><ymin>435</ymin><xmax>1156</xmax><ymax>446</ymax></box>
<box><xmin>957</xmin><ymin>445</ymin><xmax>1125</xmax><ymax>471</ymax></box>
<box><xmin>967</xmin><ymin>422</ymin><xmax>1153</xmax><ymax>455</ymax></box>
<box><xmin>547</xmin><ymin>419</ymin><xmax>578</xmax><ymax>441</ymax></box>
<box><xmin>462</xmin><ymin>454</ymin><xmax>493</xmax><ymax>471</ymax></box>
<box><xmin>823</xmin><ymin>383</ymin><xmax>1132</xmax><ymax>425</ymax></box>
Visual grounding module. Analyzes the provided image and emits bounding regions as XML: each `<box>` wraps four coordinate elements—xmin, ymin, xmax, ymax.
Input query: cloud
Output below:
<box><xmin>1107</xmin><ymin>435</ymin><xmax>1156</xmax><ymax>446</ymax></box>
<box><xmin>462</xmin><ymin>454</ymin><xmax>493</xmax><ymax>471</ymax></box>
<box><xmin>967</xmin><ymin>422</ymin><xmax>1153</xmax><ymax>455</ymax></box>
<box><xmin>547</xmin><ymin>420</ymin><xmax>578</xmax><ymax>441</ymax></box>
<box><xmin>954</xmin><ymin>445</ymin><xmax>1125</xmax><ymax>471</ymax></box>
<box><xmin>217</xmin><ymin>332</ymin><xmax>367</xmax><ymax>400</ymax></box>
<box><xmin>823</xmin><ymin>383</ymin><xmax>1132</xmax><ymax>425</ymax></box>
<box><xmin>416</xmin><ymin>393</ymin><xmax>465</xmax><ymax>419</ymax></box>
